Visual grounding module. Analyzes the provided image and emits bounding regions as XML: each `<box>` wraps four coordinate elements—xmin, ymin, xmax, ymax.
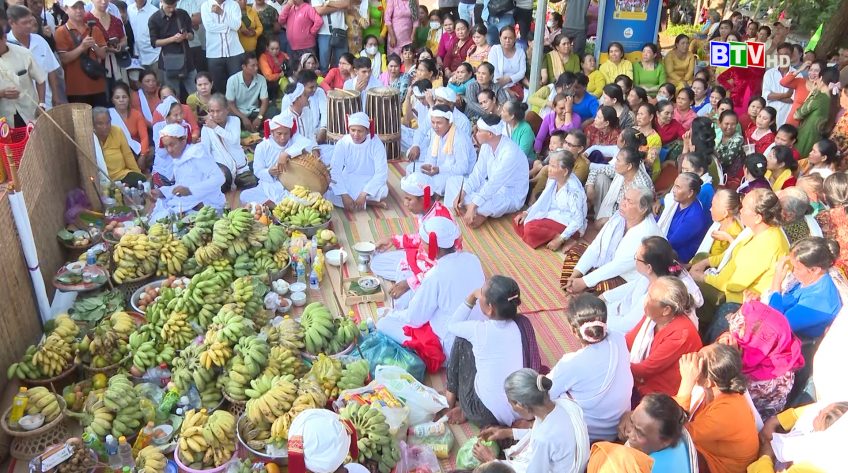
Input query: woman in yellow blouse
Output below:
<box><xmin>92</xmin><ymin>108</ymin><xmax>145</xmax><ymax>187</ymax></box>
<box><xmin>690</xmin><ymin>188</ymin><xmax>743</xmax><ymax>265</ymax></box>
<box><xmin>664</xmin><ymin>34</ymin><xmax>696</xmax><ymax>89</ymax></box>
<box><xmin>237</xmin><ymin>0</ymin><xmax>263</xmax><ymax>53</ymax></box>
<box><xmin>582</xmin><ymin>53</ymin><xmax>606</xmax><ymax>98</ymax></box>
<box><xmin>598</xmin><ymin>42</ymin><xmax>633</xmax><ymax>84</ymax></box>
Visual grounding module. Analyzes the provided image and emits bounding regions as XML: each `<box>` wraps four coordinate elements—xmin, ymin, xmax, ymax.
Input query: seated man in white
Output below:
<box><xmin>444</xmin><ymin>114</ymin><xmax>530</xmax><ymax>228</ymax></box>
<box><xmin>240</xmin><ymin>112</ymin><xmax>318</xmax><ymax>205</ymax></box>
<box><xmin>371</xmin><ymin>173</ymin><xmax>459</xmax><ymax>310</ymax></box>
<box><xmin>401</xmin><ymin>79</ymin><xmax>433</xmax><ymax>154</ymax></box>
<box><xmin>199</xmin><ymin>93</ymin><xmax>250</xmax><ymax>191</ymax></box>
<box><xmin>404</xmin><ymin>104</ymin><xmax>475</xmax><ymax>196</ymax></box>
<box><xmin>376</xmin><ymin>216</ymin><xmax>485</xmax><ymax>363</ymax></box>
<box><xmin>344</xmin><ymin>56</ymin><xmax>381</xmax><ymax>109</ymax></box>
<box><xmin>327</xmin><ymin>112</ymin><xmax>389</xmax><ymax>211</ymax></box>
<box><xmin>432</xmin><ymin>86</ymin><xmax>471</xmax><ymax>135</ymax></box>
<box><xmin>151</xmin><ymin>96</ymin><xmax>191</xmax><ymax>187</ymax></box>
<box><xmin>149</xmin><ymin>124</ymin><xmax>225</xmax><ymax>222</ymax></box>
<box><xmin>281</xmin><ymin>79</ymin><xmax>332</xmax><ymax>166</ymax></box>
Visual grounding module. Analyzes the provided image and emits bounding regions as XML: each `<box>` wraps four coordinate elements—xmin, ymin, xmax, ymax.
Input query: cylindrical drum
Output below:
<box><xmin>326</xmin><ymin>89</ymin><xmax>362</xmax><ymax>143</ymax></box>
<box><xmin>365</xmin><ymin>87</ymin><xmax>401</xmax><ymax>160</ymax></box>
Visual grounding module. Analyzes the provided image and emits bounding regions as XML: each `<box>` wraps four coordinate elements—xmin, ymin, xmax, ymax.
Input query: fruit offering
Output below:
<box><xmin>135</xmin><ymin>445</ymin><xmax>167</xmax><ymax>473</ymax></box>
<box><xmin>300</xmin><ymin>303</ymin><xmax>356</xmax><ymax>355</ymax></box>
<box><xmin>244</xmin><ymin>374</ymin><xmax>298</xmax><ymax>426</ymax></box>
<box><xmin>262</xmin><ymin>316</ymin><xmax>305</xmax><ymax>353</ymax></box>
<box><xmin>77</xmin><ymin>311</ymin><xmax>136</xmax><ymax>368</ymax></box>
<box><xmin>112</xmin><ymin>233</ymin><xmax>158</xmax><ymax>283</ymax></box>
<box><xmin>79</xmin><ymin>374</ymin><xmax>145</xmax><ymax>439</ymax></box>
<box><xmin>24</xmin><ymin>386</ymin><xmax>62</xmax><ymax>422</ymax></box>
<box><xmin>7</xmin><ymin>314</ymin><xmax>78</xmax><ymax>380</ymax></box>
<box><xmin>272</xmin><ymin>186</ymin><xmax>332</xmax><ymax>225</ymax></box>
<box><xmin>339</xmin><ymin>403</ymin><xmax>401</xmax><ymax>473</ymax></box>
<box><xmin>53</xmin><ymin>438</ymin><xmax>97</xmax><ymax>473</ymax></box>
<box><xmin>337</xmin><ymin>359</ymin><xmax>370</xmax><ymax>391</ymax></box>
<box><xmin>178</xmin><ymin>409</ymin><xmax>237</xmax><ymax>469</ymax></box>
<box><xmin>315</xmin><ymin>229</ymin><xmax>338</xmax><ymax>247</ymax></box>
<box><xmin>136</xmin><ymin>276</ymin><xmax>189</xmax><ymax>312</ymax></box>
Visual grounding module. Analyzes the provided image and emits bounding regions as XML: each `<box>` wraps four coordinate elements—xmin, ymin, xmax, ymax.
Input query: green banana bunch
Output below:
<box><xmin>300</xmin><ymin>302</ymin><xmax>337</xmax><ymax>355</ymax></box>
<box><xmin>264</xmin><ymin>224</ymin><xmax>287</xmax><ymax>253</ymax></box>
<box><xmin>337</xmin><ymin>360</ymin><xmax>370</xmax><ymax>391</ymax></box>
<box><xmin>339</xmin><ymin>403</ymin><xmax>400</xmax><ymax>473</ymax></box>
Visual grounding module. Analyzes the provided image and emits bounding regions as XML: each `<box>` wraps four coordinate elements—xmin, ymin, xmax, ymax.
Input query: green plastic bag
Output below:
<box><xmin>455</xmin><ymin>436</ymin><xmax>499</xmax><ymax>469</ymax></box>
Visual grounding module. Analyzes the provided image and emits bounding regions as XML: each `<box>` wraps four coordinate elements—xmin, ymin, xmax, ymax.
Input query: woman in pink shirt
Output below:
<box><xmin>385</xmin><ymin>0</ymin><xmax>419</xmax><ymax>56</ymax></box>
<box><xmin>278</xmin><ymin>0</ymin><xmax>323</xmax><ymax>60</ymax></box>
<box><xmin>435</xmin><ymin>15</ymin><xmax>457</xmax><ymax>71</ymax></box>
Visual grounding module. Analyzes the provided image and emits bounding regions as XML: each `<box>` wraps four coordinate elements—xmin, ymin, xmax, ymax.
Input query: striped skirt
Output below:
<box><xmin>559</xmin><ymin>242</ymin><xmax>627</xmax><ymax>295</ymax></box>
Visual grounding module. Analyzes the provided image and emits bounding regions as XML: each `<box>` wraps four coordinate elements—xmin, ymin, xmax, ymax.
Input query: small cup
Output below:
<box><xmin>291</xmin><ymin>291</ymin><xmax>307</xmax><ymax>306</ymax></box>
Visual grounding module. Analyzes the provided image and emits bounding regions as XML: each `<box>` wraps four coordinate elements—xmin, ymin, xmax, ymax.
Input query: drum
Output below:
<box><xmin>277</xmin><ymin>152</ymin><xmax>331</xmax><ymax>194</ymax></box>
<box><xmin>326</xmin><ymin>89</ymin><xmax>362</xmax><ymax>144</ymax></box>
<box><xmin>366</xmin><ymin>87</ymin><xmax>401</xmax><ymax>160</ymax></box>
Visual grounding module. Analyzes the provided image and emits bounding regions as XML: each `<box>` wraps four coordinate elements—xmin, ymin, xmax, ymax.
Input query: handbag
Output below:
<box><xmin>327</xmin><ymin>12</ymin><xmax>346</xmax><ymax>49</ymax></box>
<box><xmin>67</xmin><ymin>26</ymin><xmax>106</xmax><ymax>80</ymax></box>
<box><xmin>162</xmin><ymin>17</ymin><xmax>189</xmax><ymax>80</ymax></box>
<box><xmin>487</xmin><ymin>0</ymin><xmax>514</xmax><ymax>17</ymax></box>
<box><xmin>234</xmin><ymin>167</ymin><xmax>259</xmax><ymax>189</ymax></box>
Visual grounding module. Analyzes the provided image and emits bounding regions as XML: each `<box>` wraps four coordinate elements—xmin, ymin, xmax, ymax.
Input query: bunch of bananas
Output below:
<box><xmin>183</xmin><ymin>267</ymin><xmax>232</xmax><ymax>327</ymax></box>
<box><xmin>144</xmin><ymin>286</ymin><xmax>178</xmax><ymax>330</ymax></box>
<box><xmin>135</xmin><ymin>445</ymin><xmax>167</xmax><ymax>473</ymax></box>
<box><xmin>339</xmin><ymin>403</ymin><xmax>401</xmax><ymax>473</ymax></box>
<box><xmin>249</xmin><ymin>249</ymin><xmax>277</xmax><ymax>275</ymax></box>
<box><xmin>244</xmin><ymin>374</ymin><xmax>297</xmax><ymax>426</ymax></box>
<box><xmin>198</xmin><ymin>339</ymin><xmax>233</xmax><ymax>369</ymax></box>
<box><xmin>198</xmin><ymin>382</ymin><xmax>223</xmax><ymax>409</ymax></box>
<box><xmin>222</xmin><ymin>343</ymin><xmax>266</xmax><ymax>402</ymax></box>
<box><xmin>25</xmin><ymin>386</ymin><xmax>62</xmax><ymax>422</ymax></box>
<box><xmin>193</xmin><ymin>243</ymin><xmax>223</xmax><ymax>267</ymax></box>
<box><xmin>337</xmin><ymin>359</ymin><xmax>370</xmax><ymax>391</ymax></box>
<box><xmin>326</xmin><ymin>317</ymin><xmax>358</xmax><ymax>355</ymax></box>
<box><xmin>192</xmin><ymin>206</ymin><xmax>219</xmax><ymax>230</ymax></box>
<box><xmin>301</xmin><ymin>302</ymin><xmax>342</xmax><ymax>355</ymax></box>
<box><xmin>264</xmin><ymin>224</ymin><xmax>287</xmax><ymax>253</ymax></box>
<box><xmin>156</xmin><ymin>235</ymin><xmax>190</xmax><ymax>277</ymax></box>
<box><xmin>209</xmin><ymin>304</ymin><xmax>254</xmax><ymax>344</ymax></box>
<box><xmin>267</xmin><ymin>378</ymin><xmax>328</xmax><ymax>446</ymax></box>
<box><xmin>179</xmin><ymin>409</ymin><xmax>236</xmax><ymax>469</ymax></box>
<box><xmin>160</xmin><ymin>311</ymin><xmax>195</xmax><ymax>349</ymax></box>
<box><xmin>239</xmin><ymin>417</ymin><xmax>273</xmax><ymax>452</ymax></box>
<box><xmin>79</xmin><ymin>312</ymin><xmax>135</xmax><ymax>368</ymax></box>
<box><xmin>112</xmin><ymin>234</ymin><xmax>157</xmax><ymax>283</ymax></box>
<box><xmin>8</xmin><ymin>315</ymin><xmax>78</xmax><ymax>380</ymax></box>
<box><xmin>170</xmin><ymin>344</ymin><xmax>215</xmax><ymax>393</ymax></box>
<box><xmin>284</xmin><ymin>207</ymin><xmax>327</xmax><ymax>228</ymax></box>
<box><xmin>109</xmin><ymin>311</ymin><xmax>136</xmax><ymax>336</ymax></box>
<box><xmin>181</xmin><ymin>226</ymin><xmax>211</xmax><ymax>253</ymax></box>
<box><xmin>274</xmin><ymin>186</ymin><xmax>333</xmax><ymax>220</ymax></box>
<box><xmin>80</xmin><ymin>401</ymin><xmax>115</xmax><ymax>438</ymax></box>
<box><xmin>101</xmin><ymin>374</ymin><xmax>144</xmax><ymax>438</ymax></box>
<box><xmin>178</xmin><ymin>408</ymin><xmax>210</xmax><ymax>465</ymax></box>
<box><xmin>307</xmin><ymin>354</ymin><xmax>343</xmax><ymax>399</ymax></box>
<box><xmin>263</xmin><ymin>345</ymin><xmax>304</xmax><ymax>378</ymax></box>
<box><xmin>246</xmin><ymin>220</ymin><xmax>269</xmax><ymax>248</ymax></box>
<box><xmin>50</xmin><ymin>314</ymin><xmax>80</xmax><ymax>341</ymax></box>
<box><xmin>262</xmin><ymin>316</ymin><xmax>304</xmax><ymax>352</ymax></box>
<box><xmin>231</xmin><ymin>276</ymin><xmax>266</xmax><ymax>320</ymax></box>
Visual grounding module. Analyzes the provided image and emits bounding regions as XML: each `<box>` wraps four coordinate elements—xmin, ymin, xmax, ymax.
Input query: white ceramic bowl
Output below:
<box><xmin>66</xmin><ymin>261</ymin><xmax>85</xmax><ymax>275</ymax></box>
<box><xmin>273</xmin><ymin>279</ymin><xmax>290</xmax><ymax>296</ymax></box>
<box><xmin>277</xmin><ymin>298</ymin><xmax>292</xmax><ymax>313</ymax></box>
<box><xmin>18</xmin><ymin>414</ymin><xmax>45</xmax><ymax>431</ymax></box>
<box><xmin>325</xmin><ymin>249</ymin><xmax>348</xmax><ymax>267</ymax></box>
<box><xmin>353</xmin><ymin>241</ymin><xmax>376</xmax><ymax>253</ymax></box>
<box><xmin>152</xmin><ymin>424</ymin><xmax>175</xmax><ymax>445</ymax></box>
<box><xmin>358</xmin><ymin>276</ymin><xmax>381</xmax><ymax>293</ymax></box>
<box><xmin>291</xmin><ymin>291</ymin><xmax>307</xmax><ymax>306</ymax></box>
<box><xmin>289</xmin><ymin>282</ymin><xmax>307</xmax><ymax>293</ymax></box>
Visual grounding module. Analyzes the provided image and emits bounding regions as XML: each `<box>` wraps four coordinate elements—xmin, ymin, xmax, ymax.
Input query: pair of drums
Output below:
<box><xmin>326</xmin><ymin>88</ymin><xmax>401</xmax><ymax>160</ymax></box>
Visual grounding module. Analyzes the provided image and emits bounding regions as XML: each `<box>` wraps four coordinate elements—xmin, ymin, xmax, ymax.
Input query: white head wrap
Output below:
<box><xmin>269</xmin><ymin>112</ymin><xmax>295</xmax><ymax>131</ymax></box>
<box><xmin>155</xmin><ymin>96</ymin><xmax>179</xmax><ymax>119</ymax></box>
<box><xmin>419</xmin><ymin>216</ymin><xmax>461</xmax><ymax>249</ymax></box>
<box><xmin>477</xmin><ymin>117</ymin><xmax>505</xmax><ymax>136</ymax></box>
<box><xmin>347</xmin><ymin>112</ymin><xmax>370</xmax><ymax>130</ymax></box>
<box><xmin>281</xmin><ymin>82</ymin><xmax>306</xmax><ymax>111</ymax></box>
<box><xmin>430</xmin><ymin>109</ymin><xmax>454</xmax><ymax>123</ymax></box>
<box><xmin>287</xmin><ymin>409</ymin><xmax>351</xmax><ymax>473</ymax></box>
<box><xmin>412</xmin><ymin>86</ymin><xmax>426</xmax><ymax>98</ymax></box>
<box><xmin>159</xmin><ymin>123</ymin><xmax>187</xmax><ymax>139</ymax></box>
<box><xmin>400</xmin><ymin>172</ymin><xmax>432</xmax><ymax>197</ymax></box>
<box><xmin>434</xmin><ymin>86</ymin><xmax>457</xmax><ymax>103</ymax></box>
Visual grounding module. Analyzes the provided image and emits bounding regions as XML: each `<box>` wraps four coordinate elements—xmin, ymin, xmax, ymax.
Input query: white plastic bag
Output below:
<box><xmin>375</xmin><ymin>365</ymin><xmax>448</xmax><ymax>425</ymax></box>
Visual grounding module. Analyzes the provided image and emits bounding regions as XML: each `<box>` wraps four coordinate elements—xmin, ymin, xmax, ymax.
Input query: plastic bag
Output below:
<box><xmin>375</xmin><ymin>365</ymin><xmax>448</xmax><ymax>425</ymax></box>
<box><xmin>407</xmin><ymin>419</ymin><xmax>454</xmax><ymax>460</ymax></box>
<box><xmin>347</xmin><ymin>332</ymin><xmax>426</xmax><ymax>381</ymax></box>
<box><xmin>376</xmin><ymin>405</ymin><xmax>410</xmax><ymax>441</ymax></box>
<box><xmin>455</xmin><ymin>436</ymin><xmax>499</xmax><ymax>470</ymax></box>
<box><xmin>396</xmin><ymin>441</ymin><xmax>443</xmax><ymax>473</ymax></box>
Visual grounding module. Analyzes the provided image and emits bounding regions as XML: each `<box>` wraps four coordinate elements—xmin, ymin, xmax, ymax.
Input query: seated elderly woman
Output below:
<box><xmin>690</xmin><ymin>188</ymin><xmax>743</xmax><ymax>265</ymax></box>
<box><xmin>673</xmin><ymin>345</ymin><xmax>760</xmax><ymax>473</ymax></box>
<box><xmin>657</xmin><ymin>172</ymin><xmax>712</xmax><ymax>263</ymax></box>
<box><xmin>752</xmin><ymin>401</ymin><xmax>848</xmax><ymax>472</ymax></box>
<box><xmin>586</xmin><ymin>141</ymin><xmax>654</xmax><ymax>228</ymax></box>
<box><xmin>626</xmin><ymin>276</ymin><xmax>703</xmax><ymax>400</ymax></box>
<box><xmin>690</xmin><ymin>188</ymin><xmax>790</xmax><ymax>342</ymax></box>
<box><xmin>717</xmin><ymin>300</ymin><xmax>804</xmax><ymax>419</ymax></box>
<box><xmin>765</xmin><ymin>237</ymin><xmax>843</xmax><ymax>341</ymax></box>
<box><xmin>561</xmin><ymin>186</ymin><xmax>662</xmax><ymax>295</ymax></box>
<box><xmin>444</xmin><ymin>276</ymin><xmax>543</xmax><ymax>427</ymax></box>
<box><xmin>816</xmin><ymin>173</ymin><xmax>848</xmax><ymax>276</ymax></box>
<box><xmin>547</xmin><ymin>294</ymin><xmax>633</xmax><ymax>442</ymax></box>
<box><xmin>589</xmin><ymin>393</ymin><xmax>698</xmax><ymax>472</ymax></box>
<box><xmin>92</xmin><ymin>107</ymin><xmax>146</xmax><ymax>187</ymax></box>
<box><xmin>472</xmin><ymin>368</ymin><xmax>590</xmax><ymax>473</ymax></box>
<box><xmin>513</xmin><ymin>150</ymin><xmax>588</xmax><ymax>251</ymax></box>
<box><xmin>604</xmin><ymin>236</ymin><xmax>703</xmax><ymax>333</ymax></box>
<box><xmin>779</xmin><ymin>187</ymin><xmax>823</xmax><ymax>244</ymax></box>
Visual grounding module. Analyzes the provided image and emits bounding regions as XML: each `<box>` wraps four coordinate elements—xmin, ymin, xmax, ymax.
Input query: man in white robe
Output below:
<box><xmin>432</xmin><ymin>86</ymin><xmax>471</xmax><ymax>135</ymax></box>
<box><xmin>286</xmin><ymin>409</ymin><xmax>368</xmax><ymax>473</ymax></box>
<box><xmin>199</xmin><ymin>93</ymin><xmax>249</xmax><ymax>190</ymax></box>
<box><xmin>400</xmin><ymin>79</ymin><xmax>433</xmax><ymax>154</ymax></box>
<box><xmin>343</xmin><ymin>56</ymin><xmax>382</xmax><ymax>109</ymax></box>
<box><xmin>404</xmin><ymin>105</ymin><xmax>475</xmax><ymax>195</ymax></box>
<box><xmin>444</xmin><ymin>116</ymin><xmax>530</xmax><ymax>228</ymax></box>
<box><xmin>149</xmin><ymin>124</ymin><xmax>225</xmax><ymax>222</ymax></box>
<box><xmin>151</xmin><ymin>96</ymin><xmax>190</xmax><ymax>185</ymax></box>
<box><xmin>327</xmin><ymin>112</ymin><xmax>388</xmax><ymax>210</ymax></box>
<box><xmin>376</xmin><ymin>216</ymin><xmax>485</xmax><ymax>362</ymax></box>
<box><xmin>240</xmin><ymin>112</ymin><xmax>318</xmax><ymax>205</ymax></box>
<box><xmin>282</xmin><ymin>81</ymin><xmax>333</xmax><ymax>166</ymax></box>
<box><xmin>762</xmin><ymin>42</ymin><xmax>794</xmax><ymax>127</ymax></box>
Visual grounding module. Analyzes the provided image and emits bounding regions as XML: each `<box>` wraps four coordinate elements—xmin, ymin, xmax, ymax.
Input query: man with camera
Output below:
<box><xmin>54</xmin><ymin>0</ymin><xmax>108</xmax><ymax>107</ymax></box>
<box><xmin>149</xmin><ymin>0</ymin><xmax>196</xmax><ymax>99</ymax></box>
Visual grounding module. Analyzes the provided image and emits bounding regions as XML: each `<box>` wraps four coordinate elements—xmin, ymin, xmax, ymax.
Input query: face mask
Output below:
<box><xmin>546</xmin><ymin>20</ymin><xmax>555</xmax><ymax>28</ymax></box>
<box><xmin>365</xmin><ymin>45</ymin><xmax>377</xmax><ymax>55</ymax></box>
<box><xmin>430</xmin><ymin>21</ymin><xmax>441</xmax><ymax>29</ymax></box>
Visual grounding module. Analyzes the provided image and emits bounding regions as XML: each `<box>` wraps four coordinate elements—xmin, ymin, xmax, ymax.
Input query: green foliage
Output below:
<box><xmin>664</xmin><ymin>23</ymin><xmax>704</xmax><ymax>38</ymax></box>
<box><xmin>784</xmin><ymin>0</ymin><xmax>841</xmax><ymax>38</ymax></box>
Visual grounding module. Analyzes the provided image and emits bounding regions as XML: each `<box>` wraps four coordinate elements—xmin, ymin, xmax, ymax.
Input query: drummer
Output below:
<box><xmin>371</xmin><ymin>173</ymin><xmax>460</xmax><ymax>309</ymax></box>
<box><xmin>327</xmin><ymin>112</ymin><xmax>389</xmax><ymax>211</ymax></box>
<box><xmin>344</xmin><ymin>57</ymin><xmax>382</xmax><ymax>109</ymax></box>
<box><xmin>239</xmin><ymin>111</ymin><xmax>318</xmax><ymax>206</ymax></box>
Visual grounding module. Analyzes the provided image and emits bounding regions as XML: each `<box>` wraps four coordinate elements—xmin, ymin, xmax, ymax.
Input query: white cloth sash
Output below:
<box><xmin>109</xmin><ymin>108</ymin><xmax>142</xmax><ymax>155</ymax></box>
<box><xmin>137</xmin><ymin>89</ymin><xmax>153</xmax><ymax>123</ymax></box>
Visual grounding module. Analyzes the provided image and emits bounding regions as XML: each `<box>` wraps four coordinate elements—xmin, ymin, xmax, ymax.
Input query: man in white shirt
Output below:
<box><xmin>763</xmin><ymin>41</ymin><xmax>794</xmax><ymax>128</ymax></box>
<box><xmin>6</xmin><ymin>5</ymin><xmax>62</xmax><ymax>108</ymax></box>
<box><xmin>311</xmin><ymin>0</ymin><xmax>349</xmax><ymax>73</ymax></box>
<box><xmin>327</xmin><ymin>112</ymin><xmax>388</xmax><ymax>210</ymax></box>
<box><xmin>127</xmin><ymin>0</ymin><xmax>161</xmax><ymax>72</ymax></box>
<box><xmin>405</xmin><ymin>104</ymin><xmax>475</xmax><ymax>195</ymax></box>
<box><xmin>343</xmin><ymin>56</ymin><xmax>381</xmax><ymax>109</ymax></box>
<box><xmin>0</xmin><ymin>30</ymin><xmax>47</xmax><ymax>126</ymax></box>
<box><xmin>201</xmin><ymin>0</ymin><xmax>245</xmax><ymax>94</ymax></box>
<box><xmin>432</xmin><ymin>86</ymin><xmax>471</xmax><ymax>134</ymax></box>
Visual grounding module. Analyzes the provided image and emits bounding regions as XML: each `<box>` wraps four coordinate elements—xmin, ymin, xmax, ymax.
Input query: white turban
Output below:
<box><xmin>347</xmin><ymin>112</ymin><xmax>370</xmax><ymax>130</ymax></box>
<box><xmin>287</xmin><ymin>409</ymin><xmax>351</xmax><ymax>473</ymax></box>
<box><xmin>477</xmin><ymin>117</ymin><xmax>504</xmax><ymax>136</ymax></box>
<box><xmin>430</xmin><ymin>108</ymin><xmax>453</xmax><ymax>123</ymax></box>
<box><xmin>155</xmin><ymin>96</ymin><xmax>179</xmax><ymax>119</ymax></box>
<box><xmin>419</xmin><ymin>216</ymin><xmax>461</xmax><ymax>251</ymax></box>
<box><xmin>412</xmin><ymin>86</ymin><xmax>426</xmax><ymax>98</ymax></box>
<box><xmin>269</xmin><ymin>112</ymin><xmax>295</xmax><ymax>131</ymax></box>
<box><xmin>434</xmin><ymin>86</ymin><xmax>457</xmax><ymax>103</ymax></box>
<box><xmin>159</xmin><ymin>123</ymin><xmax>187</xmax><ymax>139</ymax></box>
<box><xmin>281</xmin><ymin>82</ymin><xmax>306</xmax><ymax>111</ymax></box>
<box><xmin>400</xmin><ymin>172</ymin><xmax>432</xmax><ymax>197</ymax></box>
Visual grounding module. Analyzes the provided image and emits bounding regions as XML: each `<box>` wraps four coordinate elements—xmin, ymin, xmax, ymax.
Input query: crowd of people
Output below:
<box><xmin>2</xmin><ymin>0</ymin><xmax>848</xmax><ymax>470</ymax></box>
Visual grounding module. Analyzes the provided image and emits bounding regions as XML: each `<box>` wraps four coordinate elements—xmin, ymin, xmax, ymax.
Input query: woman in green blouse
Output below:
<box><xmin>795</xmin><ymin>67</ymin><xmax>839</xmax><ymax>158</ymax></box>
<box><xmin>501</xmin><ymin>99</ymin><xmax>536</xmax><ymax>165</ymax></box>
<box><xmin>541</xmin><ymin>34</ymin><xmax>580</xmax><ymax>86</ymax></box>
<box><xmin>633</xmin><ymin>43</ymin><xmax>666</xmax><ymax>97</ymax></box>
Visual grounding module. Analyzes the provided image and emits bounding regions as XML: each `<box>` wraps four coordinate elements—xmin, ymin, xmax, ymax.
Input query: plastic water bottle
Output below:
<box><xmin>296</xmin><ymin>260</ymin><xmax>306</xmax><ymax>284</ymax></box>
<box><xmin>86</xmin><ymin>249</ymin><xmax>97</xmax><ymax>266</ymax></box>
<box><xmin>309</xmin><ymin>267</ymin><xmax>319</xmax><ymax>290</ymax></box>
<box><xmin>105</xmin><ymin>435</ymin><xmax>120</xmax><ymax>472</ymax></box>
<box><xmin>117</xmin><ymin>436</ymin><xmax>135</xmax><ymax>468</ymax></box>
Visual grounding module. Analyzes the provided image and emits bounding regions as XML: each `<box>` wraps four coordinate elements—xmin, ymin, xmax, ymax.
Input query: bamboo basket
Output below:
<box><xmin>21</xmin><ymin>363</ymin><xmax>80</xmax><ymax>394</ymax></box>
<box><xmin>222</xmin><ymin>391</ymin><xmax>246</xmax><ymax>418</ymax></box>
<box><xmin>81</xmin><ymin>354</ymin><xmax>131</xmax><ymax>378</ymax></box>
<box><xmin>1</xmin><ymin>395</ymin><xmax>70</xmax><ymax>461</ymax></box>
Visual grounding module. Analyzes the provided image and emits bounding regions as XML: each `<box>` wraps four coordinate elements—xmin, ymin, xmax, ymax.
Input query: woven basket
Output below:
<box><xmin>1</xmin><ymin>396</ymin><xmax>69</xmax><ymax>461</ymax></box>
<box><xmin>81</xmin><ymin>354</ymin><xmax>131</xmax><ymax>378</ymax></box>
<box><xmin>222</xmin><ymin>391</ymin><xmax>246</xmax><ymax>418</ymax></box>
<box><xmin>21</xmin><ymin>363</ymin><xmax>80</xmax><ymax>394</ymax></box>
<box><xmin>115</xmin><ymin>273</ymin><xmax>155</xmax><ymax>305</ymax></box>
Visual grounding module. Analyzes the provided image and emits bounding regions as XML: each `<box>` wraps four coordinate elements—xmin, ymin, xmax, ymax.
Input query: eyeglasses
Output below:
<box><xmin>634</xmin><ymin>256</ymin><xmax>647</xmax><ymax>263</ymax></box>
<box><xmin>564</xmin><ymin>141</ymin><xmax>580</xmax><ymax>147</ymax></box>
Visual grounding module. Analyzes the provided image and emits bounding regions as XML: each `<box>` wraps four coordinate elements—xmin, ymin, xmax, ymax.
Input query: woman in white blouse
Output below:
<box><xmin>514</xmin><ymin>150</ymin><xmax>588</xmax><ymax>251</ymax></box>
<box><xmin>487</xmin><ymin>26</ymin><xmax>527</xmax><ymax>101</ymax></box>
<box><xmin>472</xmin><ymin>368</ymin><xmax>590</xmax><ymax>473</ymax></box>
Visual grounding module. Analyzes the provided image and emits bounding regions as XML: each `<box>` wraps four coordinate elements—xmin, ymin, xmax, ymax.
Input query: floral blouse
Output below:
<box><xmin>585</xmin><ymin>126</ymin><xmax>621</xmax><ymax>147</ymax></box>
<box><xmin>816</xmin><ymin>207</ymin><xmax>848</xmax><ymax>277</ymax></box>
<box><xmin>831</xmin><ymin>112</ymin><xmax>848</xmax><ymax>159</ymax></box>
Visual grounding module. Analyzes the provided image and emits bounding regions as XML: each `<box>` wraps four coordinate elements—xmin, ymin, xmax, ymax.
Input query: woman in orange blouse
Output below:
<box><xmin>259</xmin><ymin>39</ymin><xmax>289</xmax><ymax>100</ymax></box>
<box><xmin>130</xmin><ymin>70</ymin><xmax>162</xmax><ymax>128</ymax></box>
<box><xmin>779</xmin><ymin>60</ymin><xmax>825</xmax><ymax>127</ymax></box>
<box><xmin>110</xmin><ymin>82</ymin><xmax>150</xmax><ymax>168</ymax></box>
<box><xmin>674</xmin><ymin>344</ymin><xmax>759</xmax><ymax>473</ymax></box>
<box><xmin>153</xmin><ymin>86</ymin><xmax>200</xmax><ymax>143</ymax></box>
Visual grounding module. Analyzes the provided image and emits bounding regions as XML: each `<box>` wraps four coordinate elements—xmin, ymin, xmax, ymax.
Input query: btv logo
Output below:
<box><xmin>710</xmin><ymin>41</ymin><xmax>791</xmax><ymax>68</ymax></box>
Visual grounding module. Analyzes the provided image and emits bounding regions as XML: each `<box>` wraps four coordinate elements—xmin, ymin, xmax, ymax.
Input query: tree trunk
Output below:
<box><xmin>815</xmin><ymin>0</ymin><xmax>848</xmax><ymax>58</ymax></box>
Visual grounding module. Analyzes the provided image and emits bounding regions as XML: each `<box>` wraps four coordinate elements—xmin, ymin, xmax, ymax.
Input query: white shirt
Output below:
<box><xmin>177</xmin><ymin>0</ymin><xmax>204</xmax><ymax>48</ymax></box>
<box><xmin>547</xmin><ymin>332</ymin><xmax>633</xmax><ymax>441</ymax></box>
<box><xmin>466</xmin><ymin>136</ymin><xmax>529</xmax><ymax>211</ymax></box>
<box><xmin>329</xmin><ymin>134</ymin><xmax>388</xmax><ymax>198</ymax></box>
<box><xmin>487</xmin><ymin>45</ymin><xmax>527</xmax><ymax>87</ymax></box>
<box><xmin>505</xmin><ymin>399</ymin><xmax>590</xmax><ymax>473</ymax></box>
<box><xmin>151</xmin><ymin>143</ymin><xmax>226</xmax><ymax>220</ymax></box>
<box><xmin>575</xmin><ymin>214</ymin><xmax>662</xmax><ymax>287</ymax></box>
<box><xmin>312</xmin><ymin>0</ymin><xmax>346</xmax><ymax>34</ymax></box>
<box><xmin>200</xmin><ymin>0</ymin><xmax>245</xmax><ymax>59</ymax></box>
<box><xmin>525</xmin><ymin>175</ymin><xmax>588</xmax><ymax>240</ymax></box>
<box><xmin>763</xmin><ymin>67</ymin><xmax>794</xmax><ymax>127</ymax></box>
<box><xmin>6</xmin><ymin>32</ymin><xmax>60</xmax><ymax>108</ymax></box>
<box><xmin>200</xmin><ymin>116</ymin><xmax>248</xmax><ymax>174</ymax></box>
<box><xmin>604</xmin><ymin>272</ymin><xmax>704</xmax><ymax>333</ymax></box>
<box><xmin>449</xmin><ymin>306</ymin><xmax>523</xmax><ymax>426</ymax></box>
<box><xmin>128</xmin><ymin>1</ymin><xmax>162</xmax><ymax>66</ymax></box>
<box><xmin>417</xmin><ymin>125</ymin><xmax>476</xmax><ymax>189</ymax></box>
<box><xmin>241</xmin><ymin>133</ymin><xmax>317</xmax><ymax>204</ymax></box>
